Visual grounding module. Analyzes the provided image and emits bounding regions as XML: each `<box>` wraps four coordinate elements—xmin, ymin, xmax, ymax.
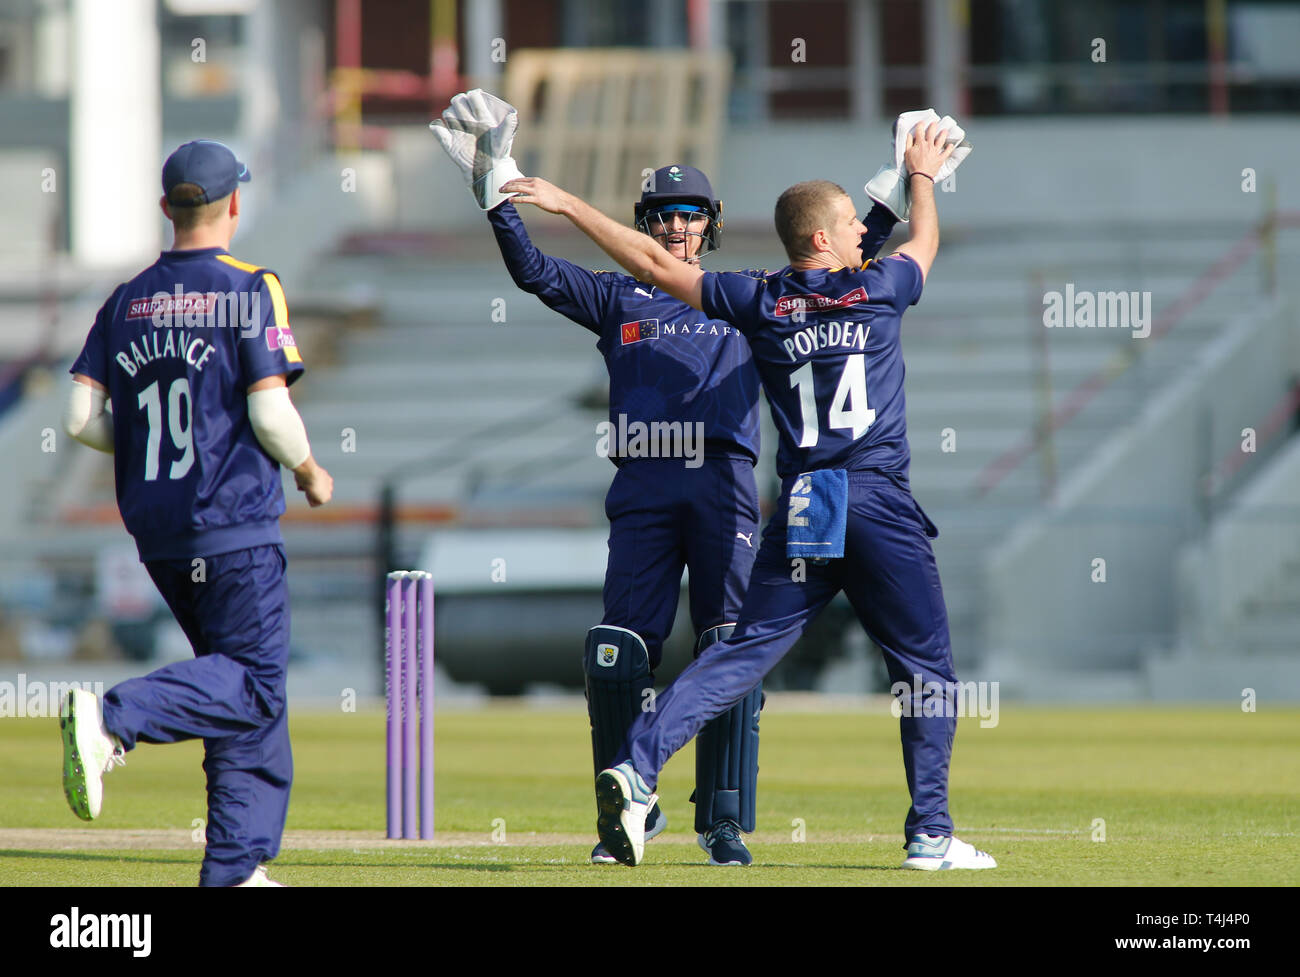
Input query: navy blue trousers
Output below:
<box><xmin>100</xmin><ymin>544</ymin><xmax>292</xmax><ymax>887</ymax></box>
<box><xmin>602</xmin><ymin>456</ymin><xmax>760</xmax><ymax>664</ymax></box>
<box><xmin>618</xmin><ymin>472</ymin><xmax>959</xmax><ymax>842</ymax></box>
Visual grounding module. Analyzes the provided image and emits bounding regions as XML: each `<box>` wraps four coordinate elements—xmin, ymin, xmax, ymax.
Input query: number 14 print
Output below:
<box><xmin>789</xmin><ymin>354</ymin><xmax>875</xmax><ymax>447</ymax></box>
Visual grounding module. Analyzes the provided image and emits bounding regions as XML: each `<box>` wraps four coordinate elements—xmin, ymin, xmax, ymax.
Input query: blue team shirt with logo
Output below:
<box><xmin>489</xmin><ymin>202</ymin><xmax>762</xmax><ymax>462</ymax></box>
<box><xmin>699</xmin><ymin>254</ymin><xmax>923</xmax><ymax>480</ymax></box>
<box><xmin>70</xmin><ymin>247</ymin><xmax>305</xmax><ymax>561</ymax></box>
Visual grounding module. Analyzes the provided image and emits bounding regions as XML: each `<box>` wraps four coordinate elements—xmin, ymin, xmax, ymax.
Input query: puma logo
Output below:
<box><xmin>634</xmin><ymin>287</ymin><xmax>654</xmax><ymax>299</ymax></box>
<box><xmin>736</xmin><ymin>532</ymin><xmax>753</xmax><ymax>547</ymax></box>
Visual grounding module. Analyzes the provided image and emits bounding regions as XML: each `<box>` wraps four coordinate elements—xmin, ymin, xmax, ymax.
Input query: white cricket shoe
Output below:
<box><xmin>60</xmin><ymin>688</ymin><xmax>125</xmax><ymax>821</ymax></box>
<box><xmin>902</xmin><ymin>834</ymin><xmax>997</xmax><ymax>870</ymax></box>
<box><xmin>594</xmin><ymin>762</ymin><xmax>658</xmax><ymax>866</ymax></box>
<box><xmin>235</xmin><ymin>865</ymin><xmax>285</xmax><ymax>887</ymax></box>
<box><xmin>591</xmin><ymin>800</ymin><xmax>665</xmax><ymax>864</ymax></box>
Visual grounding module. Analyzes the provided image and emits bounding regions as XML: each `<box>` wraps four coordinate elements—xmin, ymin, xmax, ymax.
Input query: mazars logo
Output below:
<box><xmin>597</xmin><ymin>644</ymin><xmax>619</xmax><ymax>667</ymax></box>
<box><xmin>620</xmin><ymin>319</ymin><xmax>659</xmax><ymax>346</ymax></box>
<box><xmin>774</xmin><ymin>286</ymin><xmax>868</xmax><ymax>317</ymax></box>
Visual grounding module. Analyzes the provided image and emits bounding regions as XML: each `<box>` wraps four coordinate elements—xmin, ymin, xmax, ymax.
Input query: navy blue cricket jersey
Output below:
<box><xmin>700</xmin><ymin>253</ymin><xmax>923</xmax><ymax>480</ymax></box>
<box><xmin>71</xmin><ymin>248</ymin><xmax>305</xmax><ymax>561</ymax></box>
<box><xmin>489</xmin><ymin>202</ymin><xmax>763</xmax><ymax>463</ymax></box>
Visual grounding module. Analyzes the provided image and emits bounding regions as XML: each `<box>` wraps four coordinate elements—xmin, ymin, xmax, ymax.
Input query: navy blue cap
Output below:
<box><xmin>636</xmin><ymin>164</ymin><xmax>717</xmax><ymax>214</ymax></box>
<box><xmin>162</xmin><ymin>140</ymin><xmax>250</xmax><ymax>206</ymax></box>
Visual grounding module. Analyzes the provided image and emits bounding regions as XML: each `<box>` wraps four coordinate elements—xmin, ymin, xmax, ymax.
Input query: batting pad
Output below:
<box><xmin>583</xmin><ymin>625</ymin><xmax>653</xmax><ymax>775</ymax></box>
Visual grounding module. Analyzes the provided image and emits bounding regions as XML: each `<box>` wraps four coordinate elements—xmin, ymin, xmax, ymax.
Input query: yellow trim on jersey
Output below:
<box><xmin>216</xmin><ymin>253</ymin><xmax>264</xmax><ymax>274</ymax></box>
<box><xmin>263</xmin><ymin>273</ymin><xmax>290</xmax><ymax>329</ymax></box>
<box><xmin>262</xmin><ymin>273</ymin><xmax>301</xmax><ymax>363</ymax></box>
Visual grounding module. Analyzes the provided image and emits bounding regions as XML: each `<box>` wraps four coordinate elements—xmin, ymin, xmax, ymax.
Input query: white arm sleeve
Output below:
<box><xmin>247</xmin><ymin>386</ymin><xmax>312</xmax><ymax>470</ymax></box>
<box><xmin>63</xmin><ymin>380</ymin><xmax>115</xmax><ymax>453</ymax></box>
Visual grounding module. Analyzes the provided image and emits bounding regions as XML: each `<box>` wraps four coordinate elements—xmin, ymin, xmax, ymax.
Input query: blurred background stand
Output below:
<box><xmin>0</xmin><ymin>0</ymin><xmax>1298</xmax><ymax>700</ymax></box>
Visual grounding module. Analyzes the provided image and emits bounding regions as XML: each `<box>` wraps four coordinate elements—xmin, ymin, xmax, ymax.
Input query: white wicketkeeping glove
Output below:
<box><xmin>864</xmin><ymin>108</ymin><xmax>971</xmax><ymax>222</ymax></box>
<box><xmin>429</xmin><ymin>89</ymin><xmax>524</xmax><ymax>211</ymax></box>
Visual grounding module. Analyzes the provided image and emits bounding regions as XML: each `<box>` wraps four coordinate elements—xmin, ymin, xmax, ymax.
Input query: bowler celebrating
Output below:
<box><xmin>60</xmin><ymin>139</ymin><xmax>333</xmax><ymax>886</ymax></box>
<box><xmin>504</xmin><ymin>121</ymin><xmax>996</xmax><ymax>870</ymax></box>
<box><xmin>432</xmin><ymin>90</ymin><xmax>899</xmax><ymax>866</ymax></box>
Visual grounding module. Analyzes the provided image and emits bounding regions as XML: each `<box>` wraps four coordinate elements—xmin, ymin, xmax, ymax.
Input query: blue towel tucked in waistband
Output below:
<box><xmin>786</xmin><ymin>469</ymin><xmax>848</xmax><ymax>559</ymax></box>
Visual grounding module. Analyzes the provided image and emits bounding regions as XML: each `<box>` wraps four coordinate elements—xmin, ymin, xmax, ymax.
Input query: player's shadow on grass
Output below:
<box><xmin>0</xmin><ymin>849</ymin><xmax>199</xmax><ymax>867</ymax></box>
<box><xmin>274</xmin><ymin>858</ymin><xmax>517</xmax><ymax>872</ymax></box>
<box><xmin>643</xmin><ymin>859</ymin><xmax>901</xmax><ymax>871</ymax></box>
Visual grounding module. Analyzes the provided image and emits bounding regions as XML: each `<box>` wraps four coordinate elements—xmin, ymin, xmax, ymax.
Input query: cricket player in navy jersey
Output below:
<box><xmin>431</xmin><ymin>90</ymin><xmax>898</xmax><ymax>866</ymax></box>
<box><xmin>505</xmin><ymin>120</ymin><xmax>997</xmax><ymax>870</ymax></box>
<box><xmin>59</xmin><ymin>140</ymin><xmax>334</xmax><ymax>886</ymax></box>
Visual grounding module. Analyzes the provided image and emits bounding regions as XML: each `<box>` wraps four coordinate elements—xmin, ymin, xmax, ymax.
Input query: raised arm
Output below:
<box><xmin>502</xmin><ymin>177</ymin><xmax>705</xmax><ymax>312</ymax></box>
<box><xmin>858</xmin><ymin>202</ymin><xmax>898</xmax><ymax>267</ymax></box>
<box><xmin>891</xmin><ymin>122</ymin><xmax>955</xmax><ymax>283</ymax></box>
<box><xmin>486</xmin><ymin>201</ymin><xmax>612</xmax><ymax>332</ymax></box>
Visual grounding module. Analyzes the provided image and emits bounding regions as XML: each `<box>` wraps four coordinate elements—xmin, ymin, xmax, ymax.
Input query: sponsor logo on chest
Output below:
<box><xmin>774</xmin><ymin>286</ymin><xmax>869</xmax><ymax>317</ymax></box>
<box><xmin>619</xmin><ymin>318</ymin><xmax>739</xmax><ymax>345</ymax></box>
<box><xmin>620</xmin><ymin>318</ymin><xmax>659</xmax><ymax>345</ymax></box>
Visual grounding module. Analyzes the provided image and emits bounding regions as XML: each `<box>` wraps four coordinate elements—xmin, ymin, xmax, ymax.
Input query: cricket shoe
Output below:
<box><xmin>594</xmin><ymin>761</ymin><xmax>658</xmax><ymax>866</ymax></box>
<box><xmin>901</xmin><ymin>833</ymin><xmax>997</xmax><ymax>870</ymax></box>
<box><xmin>591</xmin><ymin>800</ymin><xmax>666</xmax><ymax>864</ymax></box>
<box><xmin>235</xmin><ymin>865</ymin><xmax>285</xmax><ymax>887</ymax></box>
<box><xmin>60</xmin><ymin>688</ymin><xmax>125</xmax><ymax>821</ymax></box>
<box><xmin>698</xmin><ymin>819</ymin><xmax>752</xmax><ymax>866</ymax></box>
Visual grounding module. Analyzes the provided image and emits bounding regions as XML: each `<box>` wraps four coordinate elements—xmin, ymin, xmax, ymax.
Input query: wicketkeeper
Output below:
<box><xmin>431</xmin><ymin>90</ymin><xmax>901</xmax><ymax>866</ymax></box>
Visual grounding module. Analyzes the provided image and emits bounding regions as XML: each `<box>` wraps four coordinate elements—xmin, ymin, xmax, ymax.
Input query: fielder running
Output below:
<box><xmin>61</xmin><ymin>139</ymin><xmax>333</xmax><ymax>886</ymax></box>
<box><xmin>431</xmin><ymin>90</ymin><xmax>898</xmax><ymax>865</ymax></box>
<box><xmin>504</xmin><ymin>120</ymin><xmax>996</xmax><ymax>870</ymax></box>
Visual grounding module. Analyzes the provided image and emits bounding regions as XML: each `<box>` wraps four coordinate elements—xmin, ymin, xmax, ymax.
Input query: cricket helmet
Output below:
<box><xmin>634</xmin><ymin>164</ymin><xmax>723</xmax><ymax>258</ymax></box>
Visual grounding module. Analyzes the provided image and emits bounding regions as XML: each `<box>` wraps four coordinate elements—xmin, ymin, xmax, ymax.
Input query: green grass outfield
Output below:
<box><xmin>1</xmin><ymin>700</ymin><xmax>1295</xmax><ymax>886</ymax></box>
